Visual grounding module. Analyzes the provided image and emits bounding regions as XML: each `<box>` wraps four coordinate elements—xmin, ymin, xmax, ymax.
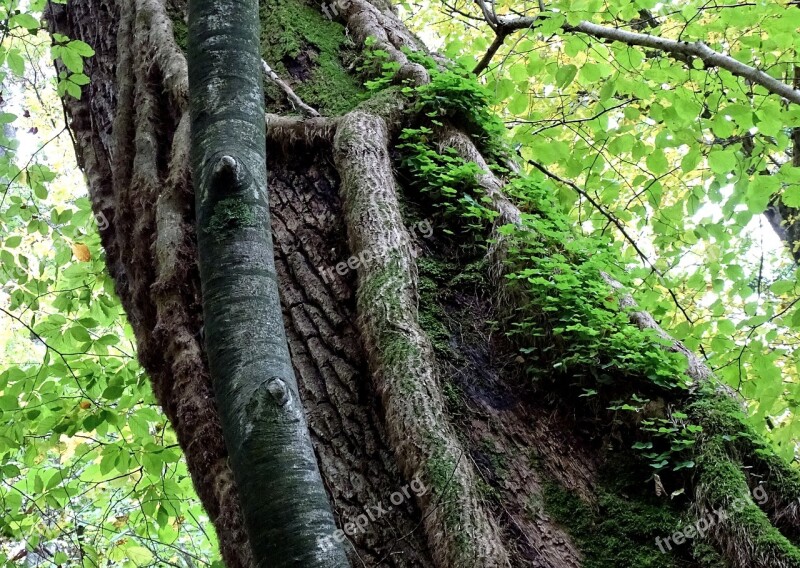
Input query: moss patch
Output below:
<box><xmin>206</xmin><ymin>198</ymin><xmax>257</xmax><ymax>241</ymax></box>
<box><xmin>427</xmin><ymin>447</ymin><xmax>473</xmax><ymax>554</ymax></box>
<box><xmin>688</xmin><ymin>387</ymin><xmax>800</xmax><ymax>518</ymax></box>
<box><xmin>417</xmin><ymin>261</ymin><xmax>452</xmax><ymax>355</ymax></box>
<box><xmin>165</xmin><ymin>1</ymin><xmax>188</xmax><ymax>51</ymax></box>
<box><xmin>258</xmin><ymin>0</ymin><xmax>363</xmax><ymax>114</ymax></box>
<box><xmin>543</xmin><ymin>456</ymin><xmax>708</xmax><ymax>568</ymax></box>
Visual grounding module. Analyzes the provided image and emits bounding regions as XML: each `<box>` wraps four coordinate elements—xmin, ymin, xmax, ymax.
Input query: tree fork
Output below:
<box><xmin>187</xmin><ymin>0</ymin><xmax>348</xmax><ymax>565</ymax></box>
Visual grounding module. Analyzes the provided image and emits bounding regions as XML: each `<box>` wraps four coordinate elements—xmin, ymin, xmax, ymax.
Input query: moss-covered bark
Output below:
<box><xmin>50</xmin><ymin>0</ymin><xmax>800</xmax><ymax>567</ymax></box>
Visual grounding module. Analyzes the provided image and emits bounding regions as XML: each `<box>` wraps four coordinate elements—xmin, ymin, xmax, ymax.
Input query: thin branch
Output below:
<box><xmin>473</xmin><ymin>30</ymin><xmax>508</xmax><ymax>75</ymax></box>
<box><xmin>508</xmin><ymin>99</ymin><xmax>633</xmax><ymax>134</ymax></box>
<box><xmin>528</xmin><ymin>158</ymin><xmax>652</xmax><ymax>266</ymax></box>
<box><xmin>471</xmin><ymin>1</ymin><xmax>540</xmax><ymax>75</ymax></box>
<box><xmin>568</xmin><ymin>20</ymin><xmax>800</xmax><ymax>105</ymax></box>
<box><xmin>261</xmin><ymin>59</ymin><xmax>320</xmax><ymax>117</ymax></box>
<box><xmin>528</xmin><ymin>159</ymin><xmax>698</xmax><ymax>327</ymax></box>
<box><xmin>467</xmin><ymin>5</ymin><xmax>800</xmax><ymax>105</ymax></box>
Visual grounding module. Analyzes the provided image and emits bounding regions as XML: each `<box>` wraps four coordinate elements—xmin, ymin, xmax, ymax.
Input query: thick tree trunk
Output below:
<box><xmin>46</xmin><ymin>0</ymin><xmax>800</xmax><ymax>567</ymax></box>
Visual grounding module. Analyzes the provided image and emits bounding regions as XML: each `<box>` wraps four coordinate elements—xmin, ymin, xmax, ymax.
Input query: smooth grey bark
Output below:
<box><xmin>187</xmin><ymin>1</ymin><xmax>348</xmax><ymax>566</ymax></box>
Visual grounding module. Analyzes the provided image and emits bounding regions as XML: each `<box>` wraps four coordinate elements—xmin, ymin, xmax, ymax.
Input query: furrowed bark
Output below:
<box><xmin>187</xmin><ymin>0</ymin><xmax>347</xmax><ymax>565</ymax></box>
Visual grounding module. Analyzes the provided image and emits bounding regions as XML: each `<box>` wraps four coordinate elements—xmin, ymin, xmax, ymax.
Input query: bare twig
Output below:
<box><xmin>261</xmin><ymin>59</ymin><xmax>321</xmax><ymax>117</ymax></box>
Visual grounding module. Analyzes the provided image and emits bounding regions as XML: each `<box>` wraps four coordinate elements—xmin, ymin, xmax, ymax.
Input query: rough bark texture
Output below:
<box><xmin>47</xmin><ymin>0</ymin><xmax>800</xmax><ymax>567</ymax></box>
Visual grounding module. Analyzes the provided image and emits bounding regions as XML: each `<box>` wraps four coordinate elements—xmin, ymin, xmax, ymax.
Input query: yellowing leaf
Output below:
<box><xmin>72</xmin><ymin>242</ymin><xmax>91</xmax><ymax>261</ymax></box>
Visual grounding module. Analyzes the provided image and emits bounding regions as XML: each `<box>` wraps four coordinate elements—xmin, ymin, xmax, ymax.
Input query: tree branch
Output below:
<box><xmin>471</xmin><ymin>4</ymin><xmax>539</xmax><ymax>75</ymax></box>
<box><xmin>567</xmin><ymin>20</ymin><xmax>800</xmax><ymax>104</ymax></box>
<box><xmin>473</xmin><ymin>30</ymin><xmax>508</xmax><ymax>75</ymax></box>
<box><xmin>467</xmin><ymin>5</ymin><xmax>800</xmax><ymax>105</ymax></box>
<box><xmin>261</xmin><ymin>59</ymin><xmax>321</xmax><ymax>117</ymax></box>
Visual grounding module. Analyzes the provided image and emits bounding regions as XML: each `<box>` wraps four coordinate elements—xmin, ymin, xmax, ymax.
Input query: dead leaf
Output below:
<box><xmin>72</xmin><ymin>243</ymin><xmax>91</xmax><ymax>262</ymax></box>
<box><xmin>654</xmin><ymin>474</ymin><xmax>665</xmax><ymax>497</ymax></box>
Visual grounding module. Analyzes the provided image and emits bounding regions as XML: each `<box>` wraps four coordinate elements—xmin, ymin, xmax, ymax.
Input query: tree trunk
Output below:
<box><xmin>186</xmin><ymin>0</ymin><xmax>348</xmax><ymax>564</ymax></box>
<box><xmin>46</xmin><ymin>1</ymin><xmax>800</xmax><ymax>567</ymax></box>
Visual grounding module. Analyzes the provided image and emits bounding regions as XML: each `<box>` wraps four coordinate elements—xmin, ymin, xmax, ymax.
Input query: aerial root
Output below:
<box><xmin>333</xmin><ymin>110</ymin><xmax>511</xmax><ymax>568</ymax></box>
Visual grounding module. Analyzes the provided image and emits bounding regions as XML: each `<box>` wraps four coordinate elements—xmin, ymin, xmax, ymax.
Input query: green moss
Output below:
<box><xmin>418</xmin><ymin>278</ymin><xmax>450</xmax><ymax>354</ymax></box>
<box><xmin>539</xmin><ymin>451</ymin><xmax>728</xmax><ymax>568</ymax></box>
<box><xmin>544</xmin><ymin>479</ymin><xmax>684</xmax><ymax>568</ymax></box>
<box><xmin>686</xmin><ymin>390</ymin><xmax>750</xmax><ymax>439</ymax></box>
<box><xmin>416</xmin><ymin>257</ymin><xmax>457</xmax><ymax>354</ymax></box>
<box><xmin>357</xmin><ymin>85</ymin><xmax>409</xmax><ymax>120</ymax></box>
<box><xmin>688</xmin><ymin>387</ymin><xmax>800</xmax><ymax>505</ymax></box>
<box><xmin>478</xmin><ymin>439</ymin><xmax>508</xmax><ymax>478</ymax></box>
<box><xmin>358</xmin><ymin>256</ymin><xmax>423</xmax><ymax>395</ymax></box>
<box><xmin>688</xmin><ymin>542</ymin><xmax>727</xmax><ymax>568</ymax></box>
<box><xmin>442</xmin><ymin>380</ymin><xmax>463</xmax><ymax>411</ymax></box>
<box><xmin>164</xmin><ymin>2</ymin><xmax>188</xmax><ymax>51</ymax></box>
<box><xmin>383</xmin><ymin>334</ymin><xmax>421</xmax><ymax>396</ymax></box>
<box><xmin>692</xmin><ymin>436</ymin><xmax>800</xmax><ymax>564</ymax></box>
<box><xmin>206</xmin><ymin>198</ymin><xmax>257</xmax><ymax>242</ymax></box>
<box><xmin>450</xmin><ymin>259</ymin><xmax>488</xmax><ymax>288</ymax></box>
<box><xmin>416</xmin><ymin>255</ymin><xmax>487</xmax><ymax>355</ymax></box>
<box><xmin>359</xmin><ymin>256</ymin><xmax>404</xmax><ymax>312</ymax></box>
<box><xmin>258</xmin><ymin>0</ymin><xmax>363</xmax><ymax>114</ymax></box>
<box><xmin>427</xmin><ymin>448</ymin><xmax>473</xmax><ymax>554</ymax></box>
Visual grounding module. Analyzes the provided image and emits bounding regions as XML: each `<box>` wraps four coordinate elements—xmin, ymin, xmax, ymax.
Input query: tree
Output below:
<box><xmin>186</xmin><ymin>0</ymin><xmax>347</xmax><ymax>565</ymax></box>
<box><xmin>35</xmin><ymin>0</ymin><xmax>800</xmax><ymax>566</ymax></box>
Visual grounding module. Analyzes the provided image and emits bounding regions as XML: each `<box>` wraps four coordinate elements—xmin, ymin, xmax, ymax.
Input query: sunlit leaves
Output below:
<box><xmin>402</xmin><ymin>0</ymin><xmax>800</xmax><ymax>459</ymax></box>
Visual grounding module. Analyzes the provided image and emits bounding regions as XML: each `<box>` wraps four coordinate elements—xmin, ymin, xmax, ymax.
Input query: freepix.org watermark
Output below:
<box><xmin>320</xmin><ymin>0</ymin><xmax>352</xmax><ymax>20</ymax></box>
<box><xmin>320</xmin><ymin>476</ymin><xmax>428</xmax><ymax>550</ymax></box>
<box><xmin>318</xmin><ymin>219</ymin><xmax>433</xmax><ymax>285</ymax></box>
<box><xmin>655</xmin><ymin>484</ymin><xmax>769</xmax><ymax>553</ymax></box>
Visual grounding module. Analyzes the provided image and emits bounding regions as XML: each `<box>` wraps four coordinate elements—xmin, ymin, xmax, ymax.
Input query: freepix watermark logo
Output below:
<box><xmin>318</xmin><ymin>219</ymin><xmax>433</xmax><ymax>285</ymax></box>
<box><xmin>320</xmin><ymin>476</ymin><xmax>428</xmax><ymax>550</ymax></box>
<box><xmin>320</xmin><ymin>0</ymin><xmax>352</xmax><ymax>20</ymax></box>
<box><xmin>655</xmin><ymin>484</ymin><xmax>769</xmax><ymax>553</ymax></box>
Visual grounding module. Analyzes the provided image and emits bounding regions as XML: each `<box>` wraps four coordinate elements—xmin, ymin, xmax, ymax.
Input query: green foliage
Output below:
<box><xmin>360</xmin><ymin>37</ymin><xmax>402</xmax><ymax>92</ymax></box>
<box><xmin>0</xmin><ymin>6</ymin><xmax>217</xmax><ymax>566</ymax></box>
<box><xmin>398</xmin><ymin>110</ymin><xmax>689</xmax><ymax>396</ymax></box>
<box><xmin>366</xmin><ymin>50</ymin><xmax>509</xmax><ymax>157</ymax></box>
<box><xmin>402</xmin><ymin>0</ymin><xmax>800</xmax><ymax>461</ymax></box>
<box><xmin>501</xmin><ymin>178</ymin><xmax>689</xmax><ymax>387</ymax></box>
<box><xmin>623</xmin><ymin>403</ymin><xmax>703</xmax><ymax>473</ymax></box>
<box><xmin>398</xmin><ymin>127</ymin><xmax>487</xmax><ymax>223</ymax></box>
<box><xmin>409</xmin><ymin>68</ymin><xmax>507</xmax><ymax>157</ymax></box>
<box><xmin>50</xmin><ymin>33</ymin><xmax>94</xmax><ymax>99</ymax></box>
<box><xmin>3</xmin><ymin>0</ymin><xmax>800</xmax><ymax>563</ymax></box>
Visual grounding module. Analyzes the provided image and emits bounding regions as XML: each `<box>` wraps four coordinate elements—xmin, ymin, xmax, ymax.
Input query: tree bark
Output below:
<box><xmin>46</xmin><ymin>0</ymin><xmax>800</xmax><ymax>567</ymax></box>
<box><xmin>186</xmin><ymin>0</ymin><xmax>348</xmax><ymax>565</ymax></box>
